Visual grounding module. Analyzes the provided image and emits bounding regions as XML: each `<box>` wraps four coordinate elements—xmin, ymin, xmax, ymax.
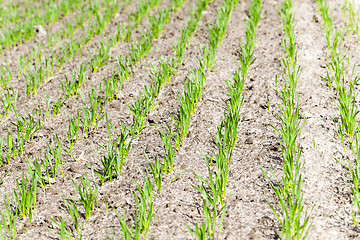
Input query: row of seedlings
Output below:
<box><xmin>35</xmin><ymin>1</ymin><xmax>190</xmax><ymax>238</ymax></box>
<box><xmin>189</xmin><ymin>0</ymin><xmax>262</xmax><ymax>238</ymax></box>
<box><xmin>64</xmin><ymin>0</ymin><xmax>177</xmax><ymax>159</ymax></box>
<box><xmin>342</xmin><ymin>0</ymin><xmax>360</xmax><ymax>43</ymax></box>
<box><xmin>161</xmin><ymin>0</ymin><xmax>237</xmax><ymax>170</ymax></box>
<box><xmin>20</xmin><ymin>0</ymin><xmax>161</xmax><ymax>101</ymax></box>
<box><xmin>315</xmin><ymin>0</ymin><xmax>360</xmax><ymax>227</ymax></box>
<box><xmin>0</xmin><ymin>0</ymin><xmax>125</xmax><ymax>163</ymax></box>
<box><xmin>0</xmin><ymin>0</ymin><xmax>45</xmax><ymax>28</ymax></box>
<box><xmin>85</xmin><ymin>0</ymin><xmax>210</xmax><ymax>183</ymax></box>
<box><xmin>0</xmin><ymin>1</ymin><xmax>174</xmax><ymax>238</ymax></box>
<box><xmin>0</xmin><ymin>0</ymin><xmax>163</xmax><ymax>165</ymax></box>
<box><xmin>111</xmin><ymin>0</ymin><xmax>219</xmax><ymax>238</ymax></box>
<box><xmin>0</xmin><ymin>0</ymin><xmax>91</xmax><ymax>52</ymax></box>
<box><xmin>0</xmin><ymin>0</ymin><xmax>129</xmax><ymax>125</ymax></box>
<box><xmin>21</xmin><ymin>0</ymin><xmax>133</xmax><ymax>100</ymax></box>
<box><xmin>1</xmin><ymin>1</ymin><xmax>106</xmax><ymax>92</ymax></box>
<box><xmin>263</xmin><ymin>0</ymin><xmax>311</xmax><ymax>238</ymax></box>
<box><xmin>100</xmin><ymin>0</ymin><xmax>237</xmax><ymax>238</ymax></box>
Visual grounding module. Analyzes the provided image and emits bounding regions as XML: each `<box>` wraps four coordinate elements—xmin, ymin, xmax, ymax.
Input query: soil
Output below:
<box><xmin>1</xmin><ymin>0</ymin><xmax>359</xmax><ymax>239</ymax></box>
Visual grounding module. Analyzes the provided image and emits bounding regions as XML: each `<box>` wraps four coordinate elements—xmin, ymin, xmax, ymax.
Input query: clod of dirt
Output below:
<box><xmin>245</xmin><ymin>136</ymin><xmax>254</xmax><ymax>144</ymax></box>
<box><xmin>69</xmin><ymin>164</ymin><xmax>81</xmax><ymax>173</ymax></box>
<box><xmin>34</xmin><ymin>25</ymin><xmax>47</xmax><ymax>38</ymax></box>
<box><xmin>148</xmin><ymin>112</ymin><xmax>160</xmax><ymax>123</ymax></box>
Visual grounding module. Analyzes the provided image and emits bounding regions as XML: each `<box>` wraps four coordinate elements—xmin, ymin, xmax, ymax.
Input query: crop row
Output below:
<box><xmin>0</xmin><ymin>0</ymin><xmax>165</xmax><ymax>165</ymax></box>
<box><xmin>0</xmin><ymin>0</ymin><xmax>51</xmax><ymax>29</ymax></box>
<box><xmin>0</xmin><ymin>0</ymin><xmax>92</xmax><ymax>51</ymax></box>
<box><xmin>263</xmin><ymin>0</ymin><xmax>311</xmax><ymax>238</ymax></box>
<box><xmin>0</xmin><ymin>0</ymin><xmax>198</xmax><ymax>238</ymax></box>
<box><xmin>188</xmin><ymin>0</ymin><xmax>261</xmax><ymax>238</ymax></box>
<box><xmin>315</xmin><ymin>0</ymin><xmax>360</xmax><ymax>227</ymax></box>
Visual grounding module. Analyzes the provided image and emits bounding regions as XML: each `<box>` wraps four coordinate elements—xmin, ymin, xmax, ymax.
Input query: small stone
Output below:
<box><xmin>245</xmin><ymin>136</ymin><xmax>254</xmax><ymax>144</ymax></box>
<box><xmin>148</xmin><ymin>113</ymin><xmax>160</xmax><ymax>124</ymax></box>
<box><xmin>48</xmin><ymin>178</ymin><xmax>56</xmax><ymax>184</ymax></box>
<box><xmin>34</xmin><ymin>25</ymin><xmax>47</xmax><ymax>38</ymax></box>
<box><xmin>69</xmin><ymin>164</ymin><xmax>80</xmax><ymax>173</ymax></box>
<box><xmin>303</xmin><ymin>112</ymin><xmax>312</xmax><ymax>119</ymax></box>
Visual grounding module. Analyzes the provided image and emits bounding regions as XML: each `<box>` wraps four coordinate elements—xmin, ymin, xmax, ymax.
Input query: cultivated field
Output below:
<box><xmin>0</xmin><ymin>0</ymin><xmax>360</xmax><ymax>239</ymax></box>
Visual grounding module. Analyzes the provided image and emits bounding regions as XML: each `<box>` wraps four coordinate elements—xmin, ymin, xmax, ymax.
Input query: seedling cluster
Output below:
<box><xmin>263</xmin><ymin>0</ymin><xmax>311</xmax><ymax>238</ymax></box>
<box><xmin>316</xmin><ymin>0</ymin><xmax>360</xmax><ymax>227</ymax></box>
<box><xmin>189</xmin><ymin>0</ymin><xmax>261</xmax><ymax>238</ymax></box>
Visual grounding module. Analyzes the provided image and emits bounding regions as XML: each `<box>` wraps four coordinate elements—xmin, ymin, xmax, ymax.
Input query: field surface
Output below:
<box><xmin>1</xmin><ymin>0</ymin><xmax>360</xmax><ymax>239</ymax></box>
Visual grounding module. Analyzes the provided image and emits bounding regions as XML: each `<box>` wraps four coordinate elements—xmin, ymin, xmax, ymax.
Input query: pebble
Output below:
<box><xmin>34</xmin><ymin>25</ymin><xmax>47</xmax><ymax>38</ymax></box>
<box><xmin>245</xmin><ymin>136</ymin><xmax>254</xmax><ymax>144</ymax></box>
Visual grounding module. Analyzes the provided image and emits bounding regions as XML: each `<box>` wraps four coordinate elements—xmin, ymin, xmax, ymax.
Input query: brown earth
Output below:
<box><xmin>0</xmin><ymin>0</ymin><xmax>359</xmax><ymax>239</ymax></box>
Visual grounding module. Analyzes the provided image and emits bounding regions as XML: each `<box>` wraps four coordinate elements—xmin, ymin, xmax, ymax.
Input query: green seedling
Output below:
<box><xmin>117</xmin><ymin>56</ymin><xmax>132</xmax><ymax>81</ymax></box>
<box><xmin>115</xmin><ymin>209</ymin><xmax>141</xmax><ymax>240</ymax></box>
<box><xmin>191</xmin><ymin>158</ymin><xmax>227</xmax><ymax>238</ymax></box>
<box><xmin>11</xmin><ymin>113</ymin><xmax>42</xmax><ymax>156</ymax></box>
<box><xmin>66</xmin><ymin>112</ymin><xmax>81</xmax><ymax>158</ymax></box>
<box><xmin>53</xmin><ymin>96</ymin><xmax>66</xmax><ymax>117</ymax></box>
<box><xmin>67</xmin><ymin>175</ymin><xmax>99</xmax><ymax>224</ymax></box>
<box><xmin>60</xmin><ymin>64</ymin><xmax>87</xmax><ymax>98</ymax></box>
<box><xmin>47</xmin><ymin>134</ymin><xmax>64</xmax><ymax>177</ymax></box>
<box><xmin>4</xmin><ymin>130</ymin><xmax>16</xmax><ymax>162</ymax></box>
<box><xmin>95</xmin><ymin>118</ymin><xmax>131</xmax><ymax>185</ymax></box>
<box><xmin>82</xmin><ymin>88</ymin><xmax>105</xmax><ymax>138</ymax></box>
<box><xmin>50</xmin><ymin>215</ymin><xmax>74</xmax><ymax>240</ymax></box>
<box><xmin>159</xmin><ymin>125</ymin><xmax>175</xmax><ymax>180</ymax></box>
<box><xmin>0</xmin><ymin>170</ymin><xmax>8</xmax><ymax>186</ymax></box>
<box><xmin>0</xmin><ymin>194</ymin><xmax>18</xmax><ymax>240</ymax></box>
<box><xmin>42</xmin><ymin>91</ymin><xmax>52</xmax><ymax>122</ymax></box>
<box><xmin>24</xmin><ymin>64</ymin><xmax>46</xmax><ymax>99</ymax></box>
<box><xmin>41</xmin><ymin>152</ymin><xmax>58</xmax><ymax>185</ymax></box>
<box><xmin>188</xmin><ymin>223</ymin><xmax>207</xmax><ymax>240</ymax></box>
<box><xmin>0</xmin><ymin>64</ymin><xmax>12</xmax><ymax>89</ymax></box>
<box><xmin>89</xmin><ymin>41</ymin><xmax>111</xmax><ymax>72</ymax></box>
<box><xmin>26</xmin><ymin>158</ymin><xmax>46</xmax><ymax>191</ymax></box>
<box><xmin>60</xmin><ymin>76</ymin><xmax>79</xmax><ymax>99</ymax></box>
<box><xmin>171</xmin><ymin>0</ymin><xmax>186</xmax><ymax>11</ymax></box>
<box><xmin>133</xmin><ymin>173</ymin><xmax>154</xmax><ymax>239</ymax></box>
<box><xmin>13</xmin><ymin>174</ymin><xmax>37</xmax><ymax>222</ymax></box>
<box><xmin>64</xmin><ymin>199</ymin><xmax>81</xmax><ymax>238</ymax></box>
<box><xmin>0</xmin><ymin>90</ymin><xmax>17</xmax><ymax>121</ymax></box>
<box><xmin>0</xmin><ymin>138</ymin><xmax>5</xmax><ymax>166</ymax></box>
<box><xmin>104</xmin><ymin>196</ymin><xmax>108</xmax><ymax>216</ymax></box>
<box><xmin>149</xmin><ymin>8</ymin><xmax>170</xmax><ymax>39</ymax></box>
<box><xmin>148</xmin><ymin>154</ymin><xmax>164</xmax><ymax>195</ymax></box>
<box><xmin>128</xmin><ymin>91</ymin><xmax>153</xmax><ymax>136</ymax></box>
